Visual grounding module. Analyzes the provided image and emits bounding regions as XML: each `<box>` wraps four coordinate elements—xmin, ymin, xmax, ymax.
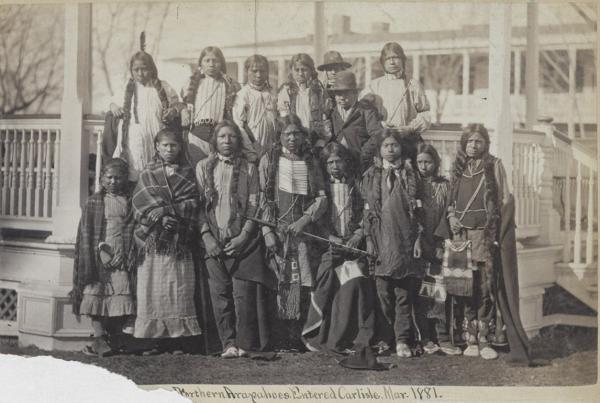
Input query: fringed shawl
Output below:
<box><xmin>70</xmin><ymin>192</ymin><xmax>136</xmax><ymax>315</ymax></box>
<box><xmin>132</xmin><ymin>159</ymin><xmax>200</xmax><ymax>259</ymax></box>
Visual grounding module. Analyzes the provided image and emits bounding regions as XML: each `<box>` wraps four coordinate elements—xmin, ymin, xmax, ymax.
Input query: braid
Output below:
<box><xmin>121</xmin><ymin>79</ymin><xmax>136</xmax><ymax>149</ymax></box>
<box><xmin>204</xmin><ymin>153</ymin><xmax>219</xmax><ymax>209</ymax></box>
<box><xmin>184</xmin><ymin>70</ymin><xmax>202</xmax><ymax>105</ymax></box>
<box><xmin>153</xmin><ymin>78</ymin><xmax>170</xmax><ymax>114</ymax></box>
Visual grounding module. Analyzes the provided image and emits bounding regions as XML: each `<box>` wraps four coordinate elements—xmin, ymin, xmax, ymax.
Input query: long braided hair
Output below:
<box><xmin>203</xmin><ymin>120</ymin><xmax>245</xmax><ymax>231</ymax></box>
<box><xmin>121</xmin><ymin>32</ymin><xmax>170</xmax><ymax>150</ymax></box>
<box><xmin>450</xmin><ymin>123</ymin><xmax>500</xmax><ymax>248</ymax></box>
<box><xmin>264</xmin><ymin>114</ymin><xmax>320</xmax><ymax>220</ymax></box>
<box><xmin>183</xmin><ymin>46</ymin><xmax>228</xmax><ymax>105</ymax></box>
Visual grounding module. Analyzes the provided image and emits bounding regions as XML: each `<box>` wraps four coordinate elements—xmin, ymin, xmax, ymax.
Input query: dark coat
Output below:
<box><xmin>331</xmin><ymin>100</ymin><xmax>384</xmax><ymax>170</ymax></box>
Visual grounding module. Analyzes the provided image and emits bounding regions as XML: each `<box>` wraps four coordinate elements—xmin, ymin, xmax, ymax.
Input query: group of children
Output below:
<box><xmin>71</xmin><ymin>35</ymin><xmax>531</xmax><ymax>366</ymax></box>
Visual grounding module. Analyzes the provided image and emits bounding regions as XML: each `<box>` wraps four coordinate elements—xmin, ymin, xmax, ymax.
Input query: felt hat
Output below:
<box><xmin>317</xmin><ymin>50</ymin><xmax>352</xmax><ymax>71</ymax></box>
<box><xmin>327</xmin><ymin>71</ymin><xmax>359</xmax><ymax>93</ymax></box>
<box><xmin>338</xmin><ymin>344</ymin><xmax>389</xmax><ymax>371</ymax></box>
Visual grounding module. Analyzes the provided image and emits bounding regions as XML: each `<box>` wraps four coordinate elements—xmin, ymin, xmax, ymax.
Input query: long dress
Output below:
<box><xmin>232</xmin><ymin>84</ymin><xmax>278</xmax><ymax>163</ymax></box>
<box><xmin>132</xmin><ymin>159</ymin><xmax>202</xmax><ymax>338</ymax></box>
<box><xmin>79</xmin><ymin>194</ymin><xmax>136</xmax><ymax>317</ymax></box>
<box><xmin>113</xmin><ymin>80</ymin><xmax>179</xmax><ymax>181</ymax></box>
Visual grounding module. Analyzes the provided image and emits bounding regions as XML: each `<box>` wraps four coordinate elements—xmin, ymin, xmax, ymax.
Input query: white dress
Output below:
<box><xmin>113</xmin><ymin>80</ymin><xmax>179</xmax><ymax>181</ymax></box>
<box><xmin>232</xmin><ymin>84</ymin><xmax>278</xmax><ymax>163</ymax></box>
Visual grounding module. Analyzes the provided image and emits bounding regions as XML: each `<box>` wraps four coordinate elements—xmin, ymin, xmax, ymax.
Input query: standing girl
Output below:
<box><xmin>71</xmin><ymin>158</ymin><xmax>136</xmax><ymax>357</ymax></box>
<box><xmin>110</xmin><ymin>33</ymin><xmax>180</xmax><ymax>181</ymax></box>
<box><xmin>277</xmin><ymin>53</ymin><xmax>330</xmax><ymax>148</ymax></box>
<box><xmin>132</xmin><ymin>128</ymin><xmax>202</xmax><ymax>353</ymax></box>
<box><xmin>361</xmin><ymin>130</ymin><xmax>423</xmax><ymax>357</ymax></box>
<box><xmin>180</xmin><ymin>46</ymin><xmax>241</xmax><ymax>165</ymax></box>
<box><xmin>233</xmin><ymin>55</ymin><xmax>278</xmax><ymax>163</ymax></box>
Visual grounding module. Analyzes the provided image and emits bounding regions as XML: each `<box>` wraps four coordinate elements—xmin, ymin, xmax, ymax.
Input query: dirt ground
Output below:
<box><xmin>0</xmin><ymin>325</ymin><xmax>596</xmax><ymax>386</ymax></box>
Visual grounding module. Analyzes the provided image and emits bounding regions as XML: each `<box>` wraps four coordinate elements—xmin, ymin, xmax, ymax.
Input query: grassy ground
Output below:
<box><xmin>0</xmin><ymin>325</ymin><xmax>596</xmax><ymax>386</ymax></box>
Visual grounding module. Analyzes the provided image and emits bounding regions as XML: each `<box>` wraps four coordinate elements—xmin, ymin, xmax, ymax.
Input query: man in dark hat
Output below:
<box><xmin>327</xmin><ymin>70</ymin><xmax>384</xmax><ymax>172</ymax></box>
<box><xmin>317</xmin><ymin>50</ymin><xmax>352</xmax><ymax>89</ymax></box>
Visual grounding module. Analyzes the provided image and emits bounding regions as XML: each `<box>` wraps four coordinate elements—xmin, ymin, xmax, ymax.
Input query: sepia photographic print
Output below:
<box><xmin>0</xmin><ymin>1</ymin><xmax>598</xmax><ymax>402</ymax></box>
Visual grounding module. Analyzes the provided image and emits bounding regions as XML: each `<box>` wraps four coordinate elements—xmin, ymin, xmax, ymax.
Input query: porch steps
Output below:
<box><xmin>554</xmin><ymin>261</ymin><xmax>598</xmax><ymax>312</ymax></box>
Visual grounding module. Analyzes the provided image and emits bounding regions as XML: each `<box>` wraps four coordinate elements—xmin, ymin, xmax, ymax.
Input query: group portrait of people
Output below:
<box><xmin>70</xmin><ymin>32</ymin><xmax>533</xmax><ymax>369</ymax></box>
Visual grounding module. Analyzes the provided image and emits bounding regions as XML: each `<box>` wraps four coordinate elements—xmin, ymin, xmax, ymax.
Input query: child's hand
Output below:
<box><xmin>449</xmin><ymin>216</ymin><xmax>462</xmax><ymax>234</ymax></box>
<box><xmin>413</xmin><ymin>237</ymin><xmax>422</xmax><ymax>259</ymax></box>
<box><xmin>346</xmin><ymin>234</ymin><xmax>362</xmax><ymax>249</ymax></box>
<box><xmin>104</xmin><ymin>253</ymin><xmax>123</xmax><ymax>270</ymax></box>
<box><xmin>287</xmin><ymin>215</ymin><xmax>311</xmax><ymax>236</ymax></box>
<box><xmin>147</xmin><ymin>209</ymin><xmax>163</xmax><ymax>224</ymax></box>
<box><xmin>264</xmin><ymin>232</ymin><xmax>279</xmax><ymax>253</ymax></box>
<box><xmin>110</xmin><ymin>103</ymin><xmax>124</xmax><ymax>119</ymax></box>
<box><xmin>161</xmin><ymin>215</ymin><xmax>178</xmax><ymax>231</ymax></box>
<box><xmin>202</xmin><ymin>233</ymin><xmax>222</xmax><ymax>257</ymax></box>
<box><xmin>224</xmin><ymin>232</ymin><xmax>249</xmax><ymax>256</ymax></box>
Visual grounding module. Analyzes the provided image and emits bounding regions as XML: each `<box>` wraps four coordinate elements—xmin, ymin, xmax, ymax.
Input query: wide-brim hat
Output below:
<box><xmin>327</xmin><ymin>70</ymin><xmax>359</xmax><ymax>93</ymax></box>
<box><xmin>317</xmin><ymin>50</ymin><xmax>352</xmax><ymax>71</ymax></box>
<box><xmin>338</xmin><ymin>344</ymin><xmax>389</xmax><ymax>371</ymax></box>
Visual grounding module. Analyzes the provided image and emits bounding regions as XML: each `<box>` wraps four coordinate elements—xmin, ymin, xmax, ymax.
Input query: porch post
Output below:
<box><xmin>525</xmin><ymin>2</ymin><xmax>539</xmax><ymax>130</ymax></box>
<box><xmin>48</xmin><ymin>3</ymin><xmax>92</xmax><ymax>242</ymax></box>
<box><xmin>462</xmin><ymin>50</ymin><xmax>470</xmax><ymax>125</ymax></box>
<box><xmin>487</xmin><ymin>4</ymin><xmax>513</xmax><ymax>188</ymax></box>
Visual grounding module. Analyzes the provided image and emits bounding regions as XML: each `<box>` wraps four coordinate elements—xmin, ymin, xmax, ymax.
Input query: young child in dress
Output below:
<box><xmin>259</xmin><ymin>114</ymin><xmax>328</xmax><ymax>349</ymax></box>
<box><xmin>277</xmin><ymin>53</ymin><xmax>331</xmax><ymax>149</ymax></box>
<box><xmin>71</xmin><ymin>158</ymin><xmax>136</xmax><ymax>357</ymax></box>
<box><xmin>327</xmin><ymin>70</ymin><xmax>384</xmax><ymax>172</ymax></box>
<box><xmin>302</xmin><ymin>142</ymin><xmax>375</xmax><ymax>353</ymax></box>
<box><xmin>361</xmin><ymin>130</ymin><xmax>423</xmax><ymax>358</ymax></box>
<box><xmin>415</xmin><ymin>144</ymin><xmax>462</xmax><ymax>356</ymax></box>
<box><xmin>233</xmin><ymin>55</ymin><xmax>278</xmax><ymax>163</ymax></box>
<box><xmin>180</xmin><ymin>46</ymin><xmax>241</xmax><ymax>165</ymax></box>
<box><xmin>109</xmin><ymin>33</ymin><xmax>180</xmax><ymax>181</ymax></box>
<box><xmin>360</xmin><ymin>42</ymin><xmax>430</xmax><ymax>165</ymax></box>
<box><xmin>196</xmin><ymin>120</ymin><xmax>276</xmax><ymax>358</ymax></box>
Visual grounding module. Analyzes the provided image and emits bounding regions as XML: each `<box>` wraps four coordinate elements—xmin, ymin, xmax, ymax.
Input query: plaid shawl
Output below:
<box><xmin>70</xmin><ymin>192</ymin><xmax>136</xmax><ymax>315</ymax></box>
<box><xmin>132</xmin><ymin>159</ymin><xmax>200</xmax><ymax>259</ymax></box>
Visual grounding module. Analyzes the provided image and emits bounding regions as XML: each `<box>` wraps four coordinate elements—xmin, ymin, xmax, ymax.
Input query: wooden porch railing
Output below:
<box><xmin>549</xmin><ymin>127</ymin><xmax>598</xmax><ymax>266</ymax></box>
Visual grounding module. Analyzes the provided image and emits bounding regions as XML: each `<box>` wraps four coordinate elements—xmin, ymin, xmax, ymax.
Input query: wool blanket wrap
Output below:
<box><xmin>302</xmin><ymin>251</ymin><xmax>375</xmax><ymax>352</ymax></box>
<box><xmin>70</xmin><ymin>192</ymin><xmax>136</xmax><ymax>315</ymax></box>
<box><xmin>496</xmin><ymin>194</ymin><xmax>532</xmax><ymax>365</ymax></box>
<box><xmin>132</xmin><ymin>160</ymin><xmax>200</xmax><ymax>259</ymax></box>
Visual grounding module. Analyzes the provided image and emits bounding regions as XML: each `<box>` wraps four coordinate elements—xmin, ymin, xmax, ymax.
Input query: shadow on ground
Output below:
<box><xmin>0</xmin><ymin>325</ymin><xmax>596</xmax><ymax>386</ymax></box>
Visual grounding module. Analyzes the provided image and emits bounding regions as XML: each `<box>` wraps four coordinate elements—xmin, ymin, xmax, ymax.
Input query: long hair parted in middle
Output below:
<box><xmin>416</xmin><ymin>143</ymin><xmax>443</xmax><ymax>178</ymax></box>
<box><xmin>198</xmin><ymin>46</ymin><xmax>227</xmax><ymax>75</ymax></box>
<box><xmin>288</xmin><ymin>53</ymin><xmax>318</xmax><ymax>84</ymax></box>
<box><xmin>209</xmin><ymin>119</ymin><xmax>243</xmax><ymax>156</ymax></box>
<box><xmin>379</xmin><ymin>42</ymin><xmax>407</xmax><ymax>78</ymax></box>
<box><xmin>243</xmin><ymin>54</ymin><xmax>270</xmax><ymax>87</ymax></box>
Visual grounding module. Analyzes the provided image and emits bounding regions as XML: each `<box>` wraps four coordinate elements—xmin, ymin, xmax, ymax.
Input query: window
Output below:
<box><xmin>540</xmin><ymin>49</ymin><xmax>569</xmax><ymax>94</ymax></box>
<box><xmin>576</xmin><ymin>49</ymin><xmax>596</xmax><ymax>93</ymax></box>
<box><xmin>469</xmin><ymin>53</ymin><xmax>488</xmax><ymax>94</ymax></box>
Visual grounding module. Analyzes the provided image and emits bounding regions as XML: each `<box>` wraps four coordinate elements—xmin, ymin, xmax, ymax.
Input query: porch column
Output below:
<box><xmin>49</xmin><ymin>3</ymin><xmax>92</xmax><ymax>242</ymax></box>
<box><xmin>364</xmin><ymin>54</ymin><xmax>372</xmax><ymax>85</ymax></box>
<box><xmin>525</xmin><ymin>2</ymin><xmax>539</xmax><ymax>130</ymax></box>
<box><xmin>313</xmin><ymin>1</ymin><xmax>326</xmax><ymax>66</ymax></box>
<box><xmin>462</xmin><ymin>50</ymin><xmax>470</xmax><ymax>125</ymax></box>
<box><xmin>237</xmin><ymin>60</ymin><xmax>245</xmax><ymax>84</ymax></box>
<box><xmin>278</xmin><ymin>58</ymin><xmax>287</xmax><ymax>87</ymax></box>
<box><xmin>412</xmin><ymin>53</ymin><xmax>420</xmax><ymax>83</ymax></box>
<box><xmin>568</xmin><ymin>47</ymin><xmax>577</xmax><ymax>138</ymax></box>
<box><xmin>487</xmin><ymin>4</ymin><xmax>513</xmax><ymax>188</ymax></box>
